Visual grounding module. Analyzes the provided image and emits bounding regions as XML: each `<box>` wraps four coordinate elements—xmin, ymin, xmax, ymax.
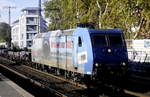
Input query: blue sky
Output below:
<box><xmin>0</xmin><ymin>0</ymin><xmax>47</xmax><ymax>24</ymax></box>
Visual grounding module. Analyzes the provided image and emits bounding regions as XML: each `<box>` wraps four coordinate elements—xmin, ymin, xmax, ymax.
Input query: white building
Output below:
<box><xmin>11</xmin><ymin>7</ymin><xmax>47</xmax><ymax>49</ymax></box>
<box><xmin>127</xmin><ymin>39</ymin><xmax>150</xmax><ymax>63</ymax></box>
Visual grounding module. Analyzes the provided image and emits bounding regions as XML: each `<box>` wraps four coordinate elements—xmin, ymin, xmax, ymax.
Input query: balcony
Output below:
<box><xmin>26</xmin><ymin>25</ymin><xmax>38</xmax><ymax>32</ymax></box>
<box><xmin>26</xmin><ymin>33</ymin><xmax>37</xmax><ymax>40</ymax></box>
<box><xmin>26</xmin><ymin>17</ymin><xmax>38</xmax><ymax>25</ymax></box>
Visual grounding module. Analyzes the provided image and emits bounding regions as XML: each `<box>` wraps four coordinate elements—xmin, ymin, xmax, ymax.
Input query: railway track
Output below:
<box><xmin>122</xmin><ymin>77</ymin><xmax>150</xmax><ymax>97</ymax></box>
<box><xmin>0</xmin><ymin>56</ymin><xmax>150</xmax><ymax>97</ymax></box>
<box><xmin>22</xmin><ymin>65</ymin><xmax>87</xmax><ymax>89</ymax></box>
<box><xmin>0</xmin><ymin>57</ymin><xmax>87</xmax><ymax>97</ymax></box>
<box><xmin>0</xmin><ymin>63</ymin><xmax>66</xmax><ymax>97</ymax></box>
<box><xmin>14</xmin><ymin>65</ymin><xmax>86</xmax><ymax>96</ymax></box>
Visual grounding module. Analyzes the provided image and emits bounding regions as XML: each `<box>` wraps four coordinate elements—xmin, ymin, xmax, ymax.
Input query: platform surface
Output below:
<box><xmin>0</xmin><ymin>73</ymin><xmax>34</xmax><ymax>97</ymax></box>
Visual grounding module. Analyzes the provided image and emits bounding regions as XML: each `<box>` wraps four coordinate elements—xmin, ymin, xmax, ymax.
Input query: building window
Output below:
<box><xmin>27</xmin><ymin>33</ymin><xmax>36</xmax><ymax>39</ymax></box>
<box><xmin>27</xmin><ymin>25</ymin><xmax>37</xmax><ymax>31</ymax></box>
<box><xmin>27</xmin><ymin>41</ymin><xmax>32</xmax><ymax>47</ymax></box>
<box><xmin>27</xmin><ymin>10</ymin><xmax>37</xmax><ymax>15</ymax></box>
<box><xmin>12</xmin><ymin>35</ymin><xmax>18</xmax><ymax>40</ymax></box>
<box><xmin>26</xmin><ymin>17</ymin><xmax>37</xmax><ymax>24</ymax></box>
<box><xmin>21</xmin><ymin>34</ymin><xmax>24</xmax><ymax>39</ymax></box>
<box><xmin>14</xmin><ymin>42</ymin><xmax>18</xmax><ymax>46</ymax></box>
<box><xmin>21</xmin><ymin>41</ymin><xmax>24</xmax><ymax>47</ymax></box>
<box><xmin>12</xmin><ymin>29</ymin><xmax>15</xmax><ymax>33</ymax></box>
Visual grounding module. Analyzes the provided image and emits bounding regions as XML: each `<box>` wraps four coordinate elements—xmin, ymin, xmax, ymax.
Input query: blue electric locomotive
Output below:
<box><xmin>32</xmin><ymin>27</ymin><xmax>128</xmax><ymax>82</ymax></box>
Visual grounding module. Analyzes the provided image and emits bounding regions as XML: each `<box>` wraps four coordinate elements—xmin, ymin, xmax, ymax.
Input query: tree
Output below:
<box><xmin>44</xmin><ymin>0</ymin><xmax>150</xmax><ymax>39</ymax></box>
<box><xmin>0</xmin><ymin>22</ymin><xmax>11</xmax><ymax>47</ymax></box>
<box><xmin>44</xmin><ymin>0</ymin><xmax>62</xmax><ymax>30</ymax></box>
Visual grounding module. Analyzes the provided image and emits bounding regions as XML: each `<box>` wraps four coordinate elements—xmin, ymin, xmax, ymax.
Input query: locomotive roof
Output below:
<box><xmin>50</xmin><ymin>29</ymin><xmax>75</xmax><ymax>37</ymax></box>
<box><xmin>34</xmin><ymin>32</ymin><xmax>51</xmax><ymax>38</ymax></box>
<box><xmin>34</xmin><ymin>29</ymin><xmax>75</xmax><ymax>38</ymax></box>
<box><xmin>34</xmin><ymin>28</ymin><xmax>123</xmax><ymax>39</ymax></box>
<box><xmin>88</xmin><ymin>28</ymin><xmax>123</xmax><ymax>34</ymax></box>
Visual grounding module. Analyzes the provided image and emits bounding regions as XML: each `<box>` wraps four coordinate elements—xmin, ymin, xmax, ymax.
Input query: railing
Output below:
<box><xmin>128</xmin><ymin>50</ymin><xmax>150</xmax><ymax>73</ymax></box>
<box><xmin>128</xmin><ymin>50</ymin><xmax>150</xmax><ymax>63</ymax></box>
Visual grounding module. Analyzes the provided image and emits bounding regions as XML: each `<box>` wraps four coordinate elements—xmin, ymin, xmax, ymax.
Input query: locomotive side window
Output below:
<box><xmin>91</xmin><ymin>35</ymin><xmax>107</xmax><ymax>48</ymax></box>
<box><xmin>108</xmin><ymin>35</ymin><xmax>123</xmax><ymax>46</ymax></box>
<box><xmin>78</xmin><ymin>37</ymin><xmax>82</xmax><ymax>47</ymax></box>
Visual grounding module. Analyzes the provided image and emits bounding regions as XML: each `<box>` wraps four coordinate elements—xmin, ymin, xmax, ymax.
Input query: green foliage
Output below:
<box><xmin>0</xmin><ymin>36</ymin><xmax>5</xmax><ymax>42</ymax></box>
<box><xmin>0</xmin><ymin>22</ymin><xmax>11</xmax><ymax>46</ymax></box>
<box><xmin>44</xmin><ymin>0</ymin><xmax>150</xmax><ymax>39</ymax></box>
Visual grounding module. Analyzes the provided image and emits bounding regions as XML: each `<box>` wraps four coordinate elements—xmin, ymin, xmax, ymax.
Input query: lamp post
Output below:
<box><xmin>38</xmin><ymin>0</ymin><xmax>42</xmax><ymax>33</ymax></box>
<box><xmin>3</xmin><ymin>6</ymin><xmax>16</xmax><ymax>25</ymax></box>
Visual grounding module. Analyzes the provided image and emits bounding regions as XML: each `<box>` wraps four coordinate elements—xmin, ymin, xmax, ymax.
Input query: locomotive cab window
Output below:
<box><xmin>78</xmin><ymin>37</ymin><xmax>82</xmax><ymax>47</ymax></box>
<box><xmin>108</xmin><ymin>34</ymin><xmax>123</xmax><ymax>46</ymax></box>
<box><xmin>91</xmin><ymin>34</ymin><xmax>107</xmax><ymax>48</ymax></box>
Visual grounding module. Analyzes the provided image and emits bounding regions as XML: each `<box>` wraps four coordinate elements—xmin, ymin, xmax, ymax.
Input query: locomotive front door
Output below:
<box><xmin>73</xmin><ymin>36</ymin><xmax>79</xmax><ymax>69</ymax></box>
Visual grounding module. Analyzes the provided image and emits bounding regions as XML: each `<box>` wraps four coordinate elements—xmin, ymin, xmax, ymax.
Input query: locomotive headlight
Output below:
<box><xmin>122</xmin><ymin>62</ymin><xmax>126</xmax><ymax>66</ymax></box>
<box><xmin>95</xmin><ymin>63</ymin><xmax>101</xmax><ymax>67</ymax></box>
<box><xmin>108</xmin><ymin>49</ymin><xmax>111</xmax><ymax>53</ymax></box>
<box><xmin>95</xmin><ymin>63</ymin><xmax>99</xmax><ymax>67</ymax></box>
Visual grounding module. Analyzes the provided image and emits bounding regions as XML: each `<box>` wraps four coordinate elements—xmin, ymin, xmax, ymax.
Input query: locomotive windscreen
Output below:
<box><xmin>91</xmin><ymin>34</ymin><xmax>107</xmax><ymax>48</ymax></box>
<box><xmin>91</xmin><ymin>34</ymin><xmax>124</xmax><ymax>48</ymax></box>
<box><xmin>108</xmin><ymin>35</ymin><xmax>124</xmax><ymax>46</ymax></box>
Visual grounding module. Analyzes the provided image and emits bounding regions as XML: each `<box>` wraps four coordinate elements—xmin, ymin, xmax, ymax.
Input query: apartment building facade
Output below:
<box><xmin>11</xmin><ymin>7</ymin><xmax>47</xmax><ymax>49</ymax></box>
